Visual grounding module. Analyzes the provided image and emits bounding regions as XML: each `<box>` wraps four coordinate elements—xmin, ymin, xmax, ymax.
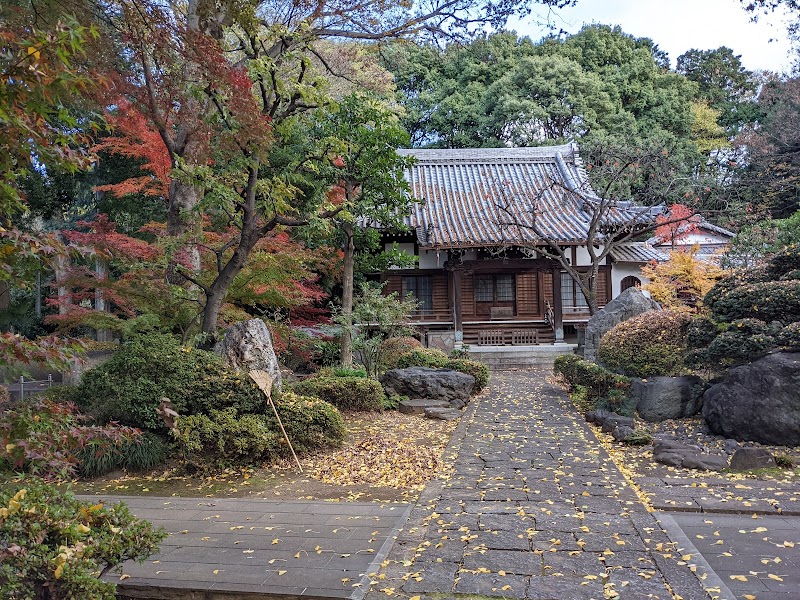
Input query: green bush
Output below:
<box><xmin>379</xmin><ymin>336</ymin><xmax>423</xmax><ymax>371</ymax></box>
<box><xmin>777</xmin><ymin>322</ymin><xmax>800</xmax><ymax>348</ymax></box>
<box><xmin>396</xmin><ymin>348</ymin><xmax>450</xmax><ymax>368</ymax></box>
<box><xmin>273</xmin><ymin>391</ymin><xmax>346</xmax><ymax>453</ymax></box>
<box><xmin>331</xmin><ymin>367</ymin><xmax>368</xmax><ymax>378</ymax></box>
<box><xmin>173</xmin><ymin>408</ymin><xmax>282</xmax><ymax>471</ymax></box>
<box><xmin>446</xmin><ymin>358</ymin><xmax>490</xmax><ymax>392</ymax></box>
<box><xmin>554</xmin><ymin>354</ymin><xmax>630</xmax><ymax>409</ymax></box>
<box><xmin>291</xmin><ymin>376</ymin><xmax>386</xmax><ymax>411</ymax></box>
<box><xmin>767</xmin><ymin>244</ymin><xmax>800</xmax><ymax>279</ymax></box>
<box><xmin>597</xmin><ymin>310</ymin><xmax>691</xmax><ymax>377</ymax></box>
<box><xmin>74</xmin><ymin>333</ymin><xmax>265</xmax><ymax>431</ymax></box>
<box><xmin>702</xmin><ymin>328</ymin><xmax>775</xmax><ymax>367</ymax></box>
<box><xmin>77</xmin><ymin>433</ymin><xmax>168</xmax><ymax>478</ymax></box>
<box><xmin>0</xmin><ymin>483</ymin><xmax>165</xmax><ymax>600</ymax></box>
<box><xmin>396</xmin><ymin>348</ymin><xmax>490</xmax><ymax>392</ymax></box>
<box><xmin>686</xmin><ymin>315</ymin><xmax>721</xmax><ymax>349</ymax></box>
<box><xmin>705</xmin><ymin>279</ymin><xmax>800</xmax><ymax>323</ymax></box>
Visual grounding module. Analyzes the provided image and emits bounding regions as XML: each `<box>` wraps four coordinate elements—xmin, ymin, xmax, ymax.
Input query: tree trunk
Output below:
<box><xmin>95</xmin><ymin>258</ymin><xmax>113</xmax><ymax>342</ymax></box>
<box><xmin>166</xmin><ymin>178</ymin><xmax>201</xmax><ymax>283</ymax></box>
<box><xmin>339</xmin><ymin>221</ymin><xmax>355</xmax><ymax>368</ymax></box>
<box><xmin>53</xmin><ymin>237</ymin><xmax>71</xmax><ymax>316</ymax></box>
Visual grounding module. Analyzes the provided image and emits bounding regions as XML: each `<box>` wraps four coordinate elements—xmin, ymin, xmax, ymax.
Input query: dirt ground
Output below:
<box><xmin>66</xmin><ymin>410</ymin><xmax>458</xmax><ymax>503</ymax></box>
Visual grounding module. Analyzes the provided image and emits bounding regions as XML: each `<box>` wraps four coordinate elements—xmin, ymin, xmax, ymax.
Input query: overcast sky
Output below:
<box><xmin>510</xmin><ymin>0</ymin><xmax>795</xmax><ymax>73</ymax></box>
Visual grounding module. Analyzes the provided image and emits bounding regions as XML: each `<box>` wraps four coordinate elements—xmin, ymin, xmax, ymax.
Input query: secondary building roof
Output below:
<box><xmin>398</xmin><ymin>143</ymin><xmax>659</xmax><ymax>249</ymax></box>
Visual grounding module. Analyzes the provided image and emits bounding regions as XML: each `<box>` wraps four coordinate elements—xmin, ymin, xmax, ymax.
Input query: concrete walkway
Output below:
<box><xmin>103</xmin><ymin>370</ymin><xmax>800</xmax><ymax>600</ymax></box>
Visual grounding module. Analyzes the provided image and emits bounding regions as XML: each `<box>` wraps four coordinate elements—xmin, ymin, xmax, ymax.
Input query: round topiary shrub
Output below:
<box><xmin>446</xmin><ymin>358</ymin><xmax>490</xmax><ymax>392</ymax></box>
<box><xmin>291</xmin><ymin>376</ymin><xmax>386</xmax><ymax>411</ymax></box>
<box><xmin>379</xmin><ymin>336</ymin><xmax>423</xmax><ymax>371</ymax></box>
<box><xmin>597</xmin><ymin>310</ymin><xmax>692</xmax><ymax>378</ymax></box>
<box><xmin>705</xmin><ymin>280</ymin><xmax>800</xmax><ymax>323</ymax></box>
<box><xmin>686</xmin><ymin>315</ymin><xmax>721</xmax><ymax>349</ymax></box>
<box><xmin>273</xmin><ymin>391</ymin><xmax>346</xmax><ymax>453</ymax></box>
<box><xmin>396</xmin><ymin>348</ymin><xmax>449</xmax><ymax>369</ymax></box>
<box><xmin>74</xmin><ymin>333</ymin><xmax>265</xmax><ymax>431</ymax></box>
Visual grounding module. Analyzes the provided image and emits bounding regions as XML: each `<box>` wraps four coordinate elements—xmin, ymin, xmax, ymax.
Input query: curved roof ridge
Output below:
<box><xmin>398</xmin><ymin>143</ymin><xmax>577</xmax><ymax>163</ymax></box>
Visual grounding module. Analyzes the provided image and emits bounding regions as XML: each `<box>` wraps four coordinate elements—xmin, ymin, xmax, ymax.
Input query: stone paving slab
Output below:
<box><xmin>84</xmin><ymin>496</ymin><xmax>410</xmax><ymax>599</ymax></box>
<box><xmin>662</xmin><ymin>512</ymin><xmax>800</xmax><ymax>600</ymax></box>
<box><xmin>362</xmin><ymin>371</ymin><xmax>712</xmax><ymax>600</ymax></box>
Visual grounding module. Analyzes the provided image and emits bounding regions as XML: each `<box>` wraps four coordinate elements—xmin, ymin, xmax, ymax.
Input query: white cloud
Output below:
<box><xmin>511</xmin><ymin>0</ymin><xmax>794</xmax><ymax>72</ymax></box>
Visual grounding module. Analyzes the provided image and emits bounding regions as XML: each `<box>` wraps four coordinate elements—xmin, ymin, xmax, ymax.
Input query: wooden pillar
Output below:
<box><xmin>452</xmin><ymin>269</ymin><xmax>463</xmax><ymax>343</ymax></box>
<box><xmin>551</xmin><ymin>265</ymin><xmax>564</xmax><ymax>342</ymax></box>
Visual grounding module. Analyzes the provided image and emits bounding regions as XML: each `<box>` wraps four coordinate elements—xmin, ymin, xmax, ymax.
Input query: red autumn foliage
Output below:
<box><xmin>653</xmin><ymin>203</ymin><xmax>701</xmax><ymax>248</ymax></box>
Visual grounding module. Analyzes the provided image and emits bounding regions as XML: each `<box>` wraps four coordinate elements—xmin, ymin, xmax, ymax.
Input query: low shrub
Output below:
<box><xmin>291</xmin><ymin>376</ymin><xmax>386</xmax><ymax>411</ymax></box>
<box><xmin>331</xmin><ymin>367</ymin><xmax>368</xmax><ymax>378</ymax></box>
<box><xmin>74</xmin><ymin>333</ymin><xmax>265</xmax><ymax>431</ymax></box>
<box><xmin>686</xmin><ymin>316</ymin><xmax>721</xmax><ymax>349</ymax></box>
<box><xmin>597</xmin><ymin>310</ymin><xmax>691</xmax><ymax>378</ymax></box>
<box><xmin>396</xmin><ymin>348</ymin><xmax>449</xmax><ymax>369</ymax></box>
<box><xmin>0</xmin><ymin>483</ymin><xmax>165</xmax><ymax>600</ymax></box>
<box><xmin>705</xmin><ymin>279</ymin><xmax>800</xmax><ymax>323</ymax></box>
<box><xmin>274</xmin><ymin>391</ymin><xmax>346</xmax><ymax>453</ymax></box>
<box><xmin>78</xmin><ymin>433</ymin><xmax>168</xmax><ymax>478</ymax></box>
<box><xmin>623</xmin><ymin>428</ymin><xmax>654</xmax><ymax>446</ymax></box>
<box><xmin>379</xmin><ymin>336</ymin><xmax>423</xmax><ymax>371</ymax></box>
<box><xmin>554</xmin><ymin>354</ymin><xmax>630</xmax><ymax>409</ymax></box>
<box><xmin>382</xmin><ymin>394</ymin><xmax>407</xmax><ymax>410</ymax></box>
<box><xmin>446</xmin><ymin>358</ymin><xmax>490</xmax><ymax>392</ymax></box>
<box><xmin>701</xmin><ymin>328</ymin><xmax>775</xmax><ymax>367</ymax></box>
<box><xmin>396</xmin><ymin>348</ymin><xmax>490</xmax><ymax>392</ymax></box>
<box><xmin>173</xmin><ymin>408</ymin><xmax>282</xmax><ymax>471</ymax></box>
<box><xmin>0</xmin><ymin>398</ymin><xmax>141</xmax><ymax>481</ymax></box>
<box><xmin>777</xmin><ymin>322</ymin><xmax>800</xmax><ymax>348</ymax></box>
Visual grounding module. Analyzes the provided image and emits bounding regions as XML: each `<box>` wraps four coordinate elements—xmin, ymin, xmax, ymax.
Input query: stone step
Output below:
<box><xmin>424</xmin><ymin>407</ymin><xmax>462</xmax><ymax>421</ymax></box>
<box><xmin>398</xmin><ymin>398</ymin><xmax>451</xmax><ymax>415</ymax></box>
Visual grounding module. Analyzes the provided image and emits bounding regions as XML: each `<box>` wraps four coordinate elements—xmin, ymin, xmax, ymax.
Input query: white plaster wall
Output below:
<box><xmin>385</xmin><ymin>243</ymin><xmax>445</xmax><ymax>270</ymax></box>
<box><xmin>611</xmin><ymin>263</ymin><xmax>650</xmax><ymax>299</ymax></box>
<box><xmin>573</xmin><ymin>245</ymin><xmax>607</xmax><ymax>267</ymax></box>
<box><xmin>660</xmin><ymin>231</ymin><xmax>731</xmax><ymax>246</ymax></box>
<box><xmin>419</xmin><ymin>249</ymin><xmax>445</xmax><ymax>269</ymax></box>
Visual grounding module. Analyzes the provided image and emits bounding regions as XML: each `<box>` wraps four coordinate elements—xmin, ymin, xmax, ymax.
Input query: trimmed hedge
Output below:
<box><xmin>291</xmin><ymin>376</ymin><xmax>386</xmax><ymax>411</ymax></box>
<box><xmin>396</xmin><ymin>348</ymin><xmax>490</xmax><ymax>393</ymax></box>
<box><xmin>173</xmin><ymin>393</ymin><xmax>345</xmax><ymax>469</ymax></box>
<box><xmin>705</xmin><ymin>279</ymin><xmax>800</xmax><ymax>323</ymax></box>
<box><xmin>554</xmin><ymin>354</ymin><xmax>630</xmax><ymax>407</ymax></box>
<box><xmin>74</xmin><ymin>333</ymin><xmax>265</xmax><ymax>431</ymax></box>
<box><xmin>597</xmin><ymin>310</ymin><xmax>691</xmax><ymax>378</ymax></box>
<box><xmin>396</xmin><ymin>348</ymin><xmax>449</xmax><ymax>368</ymax></box>
<box><xmin>379</xmin><ymin>336</ymin><xmax>423</xmax><ymax>371</ymax></box>
<box><xmin>446</xmin><ymin>358</ymin><xmax>490</xmax><ymax>392</ymax></box>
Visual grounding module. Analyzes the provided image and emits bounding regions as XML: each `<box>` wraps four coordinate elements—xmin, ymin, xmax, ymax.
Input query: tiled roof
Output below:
<box><xmin>610</xmin><ymin>243</ymin><xmax>668</xmax><ymax>263</ymax></box>
<box><xmin>398</xmin><ymin>144</ymin><xmax>657</xmax><ymax>249</ymax></box>
<box><xmin>647</xmin><ymin>220</ymin><xmax>735</xmax><ymax>245</ymax></box>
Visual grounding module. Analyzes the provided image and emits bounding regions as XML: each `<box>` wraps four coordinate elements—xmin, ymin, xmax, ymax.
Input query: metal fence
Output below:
<box><xmin>8</xmin><ymin>374</ymin><xmax>58</xmax><ymax>400</ymax></box>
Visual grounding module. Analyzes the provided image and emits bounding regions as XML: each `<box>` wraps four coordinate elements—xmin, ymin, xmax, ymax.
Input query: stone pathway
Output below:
<box><xmin>97</xmin><ymin>496</ymin><xmax>409</xmax><ymax>599</ymax></box>
<box><xmin>365</xmin><ymin>371</ymin><xmax>710</xmax><ymax>600</ymax></box>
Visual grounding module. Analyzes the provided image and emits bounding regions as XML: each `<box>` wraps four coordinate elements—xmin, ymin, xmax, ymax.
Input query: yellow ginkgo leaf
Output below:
<box><xmin>730</xmin><ymin>575</ymin><xmax>748</xmax><ymax>582</ymax></box>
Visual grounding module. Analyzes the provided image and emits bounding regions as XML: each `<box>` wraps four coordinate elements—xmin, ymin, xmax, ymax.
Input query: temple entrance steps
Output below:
<box><xmin>466</xmin><ymin>343</ymin><xmax>577</xmax><ymax>371</ymax></box>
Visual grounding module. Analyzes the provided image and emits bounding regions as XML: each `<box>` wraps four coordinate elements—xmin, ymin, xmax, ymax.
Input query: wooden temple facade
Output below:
<box><xmin>378</xmin><ymin>144</ymin><xmax>649</xmax><ymax>349</ymax></box>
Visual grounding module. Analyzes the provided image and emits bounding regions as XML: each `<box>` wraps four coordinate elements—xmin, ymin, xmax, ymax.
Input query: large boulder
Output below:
<box><xmin>381</xmin><ymin>367</ymin><xmax>475</xmax><ymax>409</ymax></box>
<box><xmin>703</xmin><ymin>352</ymin><xmax>800</xmax><ymax>446</ymax></box>
<box><xmin>584</xmin><ymin>288</ymin><xmax>660</xmax><ymax>361</ymax></box>
<box><xmin>214</xmin><ymin>319</ymin><xmax>282</xmax><ymax>390</ymax></box>
<box><xmin>632</xmin><ymin>375</ymin><xmax>704</xmax><ymax>422</ymax></box>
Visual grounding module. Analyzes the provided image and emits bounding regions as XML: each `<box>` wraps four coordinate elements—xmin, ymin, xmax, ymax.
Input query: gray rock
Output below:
<box><xmin>214</xmin><ymin>319</ymin><xmax>281</xmax><ymax>390</ymax></box>
<box><xmin>682</xmin><ymin>454</ymin><xmax>729</xmax><ymax>471</ymax></box>
<box><xmin>381</xmin><ymin>367</ymin><xmax>475</xmax><ymax>409</ymax></box>
<box><xmin>632</xmin><ymin>376</ymin><xmax>704</xmax><ymax>422</ymax></box>
<box><xmin>612</xmin><ymin>425</ymin><xmax>635</xmax><ymax>442</ymax></box>
<box><xmin>398</xmin><ymin>398</ymin><xmax>451</xmax><ymax>415</ymax></box>
<box><xmin>654</xmin><ymin>451</ymin><xmax>689</xmax><ymax>467</ymax></box>
<box><xmin>729</xmin><ymin>447</ymin><xmax>777</xmax><ymax>470</ymax></box>
<box><xmin>425</xmin><ymin>407</ymin><xmax>462</xmax><ymax>421</ymax></box>
<box><xmin>600</xmin><ymin>414</ymin><xmax>634</xmax><ymax>433</ymax></box>
<box><xmin>723</xmin><ymin>439</ymin><xmax>741</xmax><ymax>454</ymax></box>
<box><xmin>703</xmin><ymin>352</ymin><xmax>800</xmax><ymax>446</ymax></box>
<box><xmin>583</xmin><ymin>288</ymin><xmax>660</xmax><ymax>361</ymax></box>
